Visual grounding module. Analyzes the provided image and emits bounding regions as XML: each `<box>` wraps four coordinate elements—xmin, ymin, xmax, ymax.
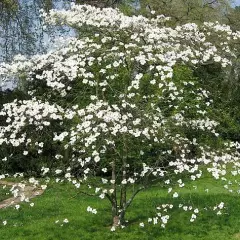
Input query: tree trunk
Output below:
<box><xmin>111</xmin><ymin>159</ymin><xmax>119</xmax><ymax>225</ymax></box>
<box><xmin>112</xmin><ymin>212</ymin><xmax>125</xmax><ymax>227</ymax></box>
<box><xmin>120</xmin><ymin>137</ymin><xmax>127</xmax><ymax>209</ymax></box>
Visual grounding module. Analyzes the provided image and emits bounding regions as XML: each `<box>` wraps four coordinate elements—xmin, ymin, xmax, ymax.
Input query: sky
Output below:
<box><xmin>233</xmin><ymin>0</ymin><xmax>240</xmax><ymax>6</ymax></box>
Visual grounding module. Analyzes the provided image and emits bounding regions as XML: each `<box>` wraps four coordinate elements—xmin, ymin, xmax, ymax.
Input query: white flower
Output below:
<box><xmin>102</xmin><ymin>178</ymin><xmax>108</xmax><ymax>184</ymax></box>
<box><xmin>139</xmin><ymin>222</ymin><xmax>144</xmax><ymax>227</ymax></box>
<box><xmin>65</xmin><ymin>173</ymin><xmax>71</xmax><ymax>178</ymax></box>
<box><xmin>41</xmin><ymin>185</ymin><xmax>47</xmax><ymax>190</ymax></box>
<box><xmin>15</xmin><ymin>205</ymin><xmax>20</xmax><ymax>210</ymax></box>
<box><xmin>101</xmin><ymin>168</ymin><xmax>107</xmax><ymax>173</ymax></box>
<box><xmin>218</xmin><ymin>202</ymin><xmax>224</xmax><ymax>209</ymax></box>
<box><xmin>191</xmin><ymin>214</ymin><xmax>197</xmax><ymax>219</ymax></box>
<box><xmin>173</xmin><ymin>192</ymin><xmax>178</xmax><ymax>198</ymax></box>
<box><xmin>99</xmin><ymin>193</ymin><xmax>105</xmax><ymax>199</ymax></box>
<box><xmin>23</xmin><ymin>151</ymin><xmax>28</xmax><ymax>156</ymax></box>
<box><xmin>94</xmin><ymin>156</ymin><xmax>100</xmax><ymax>162</ymax></box>
<box><xmin>194</xmin><ymin>208</ymin><xmax>199</xmax><ymax>214</ymax></box>
<box><xmin>109</xmin><ymin>189</ymin><xmax>114</xmax><ymax>194</ymax></box>
<box><xmin>87</xmin><ymin>206</ymin><xmax>92</xmax><ymax>212</ymax></box>
<box><xmin>55</xmin><ymin>169</ymin><xmax>62</xmax><ymax>174</ymax></box>
<box><xmin>121</xmin><ymin>179</ymin><xmax>127</xmax><ymax>185</ymax></box>
<box><xmin>63</xmin><ymin>218</ymin><xmax>69</xmax><ymax>223</ymax></box>
<box><xmin>110</xmin><ymin>226</ymin><xmax>116</xmax><ymax>232</ymax></box>
<box><xmin>135</xmin><ymin>73</ymin><xmax>143</xmax><ymax>80</ymax></box>
<box><xmin>2</xmin><ymin>220</ymin><xmax>7</xmax><ymax>226</ymax></box>
<box><xmin>165</xmin><ymin>180</ymin><xmax>170</xmax><ymax>184</ymax></box>
<box><xmin>41</xmin><ymin>167</ymin><xmax>49</xmax><ymax>175</ymax></box>
<box><xmin>92</xmin><ymin>209</ymin><xmax>97</xmax><ymax>214</ymax></box>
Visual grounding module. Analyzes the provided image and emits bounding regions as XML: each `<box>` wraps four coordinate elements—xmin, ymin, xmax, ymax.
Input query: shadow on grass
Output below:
<box><xmin>125</xmin><ymin>191</ymin><xmax>240</xmax><ymax>239</ymax></box>
<box><xmin>1</xmin><ymin>182</ymin><xmax>240</xmax><ymax>240</ymax></box>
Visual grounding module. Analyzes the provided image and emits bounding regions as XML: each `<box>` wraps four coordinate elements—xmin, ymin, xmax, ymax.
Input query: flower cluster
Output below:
<box><xmin>0</xmin><ymin>99</ymin><xmax>63</xmax><ymax>152</ymax></box>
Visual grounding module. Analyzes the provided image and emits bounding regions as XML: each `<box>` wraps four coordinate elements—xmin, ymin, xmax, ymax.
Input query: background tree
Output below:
<box><xmin>75</xmin><ymin>0</ymin><xmax>123</xmax><ymax>7</ymax></box>
<box><xmin>0</xmin><ymin>0</ymin><xmax>73</xmax><ymax>62</ymax></box>
<box><xmin>138</xmin><ymin>0</ymin><xmax>232</xmax><ymax>24</ymax></box>
<box><xmin>224</xmin><ymin>5</ymin><xmax>240</xmax><ymax>30</ymax></box>
<box><xmin>134</xmin><ymin>0</ymin><xmax>240</xmax><ymax>145</ymax></box>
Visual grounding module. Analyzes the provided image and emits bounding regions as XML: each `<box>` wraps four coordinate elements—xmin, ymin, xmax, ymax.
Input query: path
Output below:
<box><xmin>0</xmin><ymin>180</ymin><xmax>44</xmax><ymax>209</ymax></box>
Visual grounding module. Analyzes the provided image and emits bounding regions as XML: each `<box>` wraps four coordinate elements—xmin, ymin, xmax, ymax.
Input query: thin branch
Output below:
<box><xmin>70</xmin><ymin>190</ymin><xmax>96</xmax><ymax>199</ymax></box>
<box><xmin>123</xmin><ymin>186</ymin><xmax>145</xmax><ymax>211</ymax></box>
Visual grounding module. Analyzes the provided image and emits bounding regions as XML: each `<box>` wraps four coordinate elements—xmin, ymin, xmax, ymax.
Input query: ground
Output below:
<box><xmin>0</xmin><ymin>174</ymin><xmax>240</xmax><ymax>239</ymax></box>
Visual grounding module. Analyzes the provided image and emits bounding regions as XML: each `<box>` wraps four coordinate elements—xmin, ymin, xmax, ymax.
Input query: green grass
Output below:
<box><xmin>0</xmin><ymin>185</ymin><xmax>11</xmax><ymax>201</ymax></box>
<box><xmin>1</xmin><ymin>175</ymin><xmax>240</xmax><ymax>240</ymax></box>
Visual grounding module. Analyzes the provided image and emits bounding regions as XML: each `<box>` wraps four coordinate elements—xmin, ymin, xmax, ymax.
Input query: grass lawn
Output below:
<box><xmin>0</xmin><ymin>185</ymin><xmax>11</xmax><ymax>202</ymax></box>
<box><xmin>0</xmin><ymin>174</ymin><xmax>240</xmax><ymax>240</ymax></box>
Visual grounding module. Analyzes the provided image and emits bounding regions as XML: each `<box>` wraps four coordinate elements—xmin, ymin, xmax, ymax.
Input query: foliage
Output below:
<box><xmin>137</xmin><ymin>0</ymin><xmax>232</xmax><ymax>25</ymax></box>
<box><xmin>225</xmin><ymin>5</ymin><xmax>240</xmax><ymax>30</ymax></box>
<box><xmin>193</xmin><ymin>60</ymin><xmax>240</xmax><ymax>143</ymax></box>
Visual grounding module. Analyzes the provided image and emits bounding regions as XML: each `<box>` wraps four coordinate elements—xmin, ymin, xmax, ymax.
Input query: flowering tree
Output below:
<box><xmin>1</xmin><ymin>4</ymin><xmax>240</xmax><ymax>229</ymax></box>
